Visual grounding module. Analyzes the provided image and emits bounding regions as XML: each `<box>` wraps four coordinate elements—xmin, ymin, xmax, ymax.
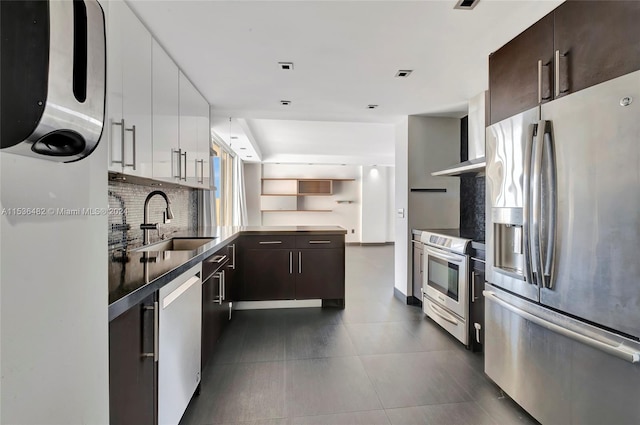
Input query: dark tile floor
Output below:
<box><xmin>180</xmin><ymin>245</ymin><xmax>539</xmax><ymax>425</ymax></box>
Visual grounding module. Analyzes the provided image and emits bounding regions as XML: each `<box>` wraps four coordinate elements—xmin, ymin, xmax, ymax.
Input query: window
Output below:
<box><xmin>212</xmin><ymin>142</ymin><xmax>234</xmax><ymax>226</ymax></box>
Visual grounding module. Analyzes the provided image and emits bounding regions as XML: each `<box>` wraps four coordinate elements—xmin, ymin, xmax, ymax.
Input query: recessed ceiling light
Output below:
<box><xmin>278</xmin><ymin>62</ymin><xmax>294</xmax><ymax>70</ymax></box>
<box><xmin>367</xmin><ymin>104</ymin><xmax>379</xmax><ymax>109</ymax></box>
<box><xmin>395</xmin><ymin>70</ymin><xmax>413</xmax><ymax>78</ymax></box>
<box><xmin>454</xmin><ymin>0</ymin><xmax>480</xmax><ymax>10</ymax></box>
<box><xmin>230</xmin><ymin>136</ymin><xmax>238</xmax><ymax>140</ymax></box>
<box><xmin>280</xmin><ymin>100</ymin><xmax>291</xmax><ymax>106</ymax></box>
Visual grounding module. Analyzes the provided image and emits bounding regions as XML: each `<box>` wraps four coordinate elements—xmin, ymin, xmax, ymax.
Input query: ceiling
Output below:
<box><xmin>128</xmin><ymin>0</ymin><xmax>562</xmax><ymax>164</ymax></box>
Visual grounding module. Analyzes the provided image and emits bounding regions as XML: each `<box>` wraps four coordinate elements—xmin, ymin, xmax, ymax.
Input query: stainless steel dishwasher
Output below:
<box><xmin>158</xmin><ymin>263</ymin><xmax>202</xmax><ymax>425</ymax></box>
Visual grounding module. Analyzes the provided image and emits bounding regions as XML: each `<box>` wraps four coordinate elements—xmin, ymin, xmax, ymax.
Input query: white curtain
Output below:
<box><xmin>198</xmin><ymin>158</ymin><xmax>216</xmax><ymax>228</ymax></box>
<box><xmin>232</xmin><ymin>156</ymin><xmax>248</xmax><ymax>226</ymax></box>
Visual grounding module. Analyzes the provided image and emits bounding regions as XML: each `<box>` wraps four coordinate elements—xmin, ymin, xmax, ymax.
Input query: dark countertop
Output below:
<box><xmin>108</xmin><ymin>226</ymin><xmax>347</xmax><ymax>321</ymax></box>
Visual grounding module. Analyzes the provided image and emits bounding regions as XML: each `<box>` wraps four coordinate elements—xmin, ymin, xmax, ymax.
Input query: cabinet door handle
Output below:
<box><xmin>554</xmin><ymin>50</ymin><xmax>570</xmax><ymax>97</ymax></box>
<box><xmin>111</xmin><ymin>119</ymin><xmax>125</xmax><ymax>165</ymax></box>
<box><xmin>141</xmin><ymin>301</ymin><xmax>159</xmax><ymax>362</ymax></box>
<box><xmin>259</xmin><ymin>241</ymin><xmax>282</xmax><ymax>245</ymax></box>
<box><xmin>308</xmin><ymin>240</ymin><xmax>331</xmax><ymax>244</ymax></box>
<box><xmin>537</xmin><ymin>60</ymin><xmax>552</xmax><ymax>103</ymax></box>
<box><xmin>471</xmin><ymin>271</ymin><xmax>478</xmax><ymax>303</ymax></box>
<box><xmin>182</xmin><ymin>151</ymin><xmax>188</xmax><ymax>181</ymax></box>
<box><xmin>289</xmin><ymin>251</ymin><xmax>293</xmax><ymax>274</ymax></box>
<box><xmin>197</xmin><ymin>159</ymin><xmax>204</xmax><ymax>184</ymax></box>
<box><xmin>228</xmin><ymin>244</ymin><xmax>236</xmax><ymax>270</ymax></box>
<box><xmin>124</xmin><ymin>125</ymin><xmax>136</xmax><ymax>170</ymax></box>
<box><xmin>298</xmin><ymin>251</ymin><xmax>302</xmax><ymax>274</ymax></box>
<box><xmin>207</xmin><ymin>254</ymin><xmax>227</xmax><ymax>264</ymax></box>
<box><xmin>213</xmin><ymin>272</ymin><xmax>223</xmax><ymax>304</ymax></box>
<box><xmin>538</xmin><ymin>59</ymin><xmax>543</xmax><ymax>104</ymax></box>
<box><xmin>172</xmin><ymin>148</ymin><xmax>182</xmax><ymax>179</ymax></box>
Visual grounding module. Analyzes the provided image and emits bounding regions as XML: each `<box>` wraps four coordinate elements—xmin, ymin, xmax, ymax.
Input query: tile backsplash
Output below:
<box><xmin>108</xmin><ymin>180</ymin><xmax>198</xmax><ymax>251</ymax></box>
<box><xmin>459</xmin><ymin>116</ymin><xmax>486</xmax><ymax>242</ymax></box>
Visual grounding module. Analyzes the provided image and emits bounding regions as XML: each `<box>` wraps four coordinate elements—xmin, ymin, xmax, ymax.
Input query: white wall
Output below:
<box><xmin>0</xmin><ymin>141</ymin><xmax>109</xmax><ymax>422</ymax></box>
<box><xmin>407</xmin><ymin>116</ymin><xmax>460</xmax><ymax>231</ymax></box>
<box><xmin>259</xmin><ymin>163</ymin><xmax>361</xmax><ymax>243</ymax></box>
<box><xmin>243</xmin><ymin>162</ymin><xmax>262</xmax><ymax>226</ymax></box>
<box><xmin>386</xmin><ymin>167</ymin><xmax>396</xmax><ymax>242</ymax></box>
<box><xmin>394</xmin><ymin>118</ymin><xmax>410</xmax><ymax>296</ymax></box>
<box><xmin>360</xmin><ymin>166</ymin><xmax>389</xmax><ymax>243</ymax></box>
<box><xmin>394</xmin><ymin>116</ymin><xmax>460</xmax><ymax>297</ymax></box>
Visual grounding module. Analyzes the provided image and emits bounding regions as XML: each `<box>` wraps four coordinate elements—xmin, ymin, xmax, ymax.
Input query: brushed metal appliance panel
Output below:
<box><xmin>485</xmin><ymin>283</ymin><xmax>640</xmax><ymax>424</ymax></box>
<box><xmin>539</xmin><ymin>70</ymin><xmax>640</xmax><ymax>339</ymax></box>
<box><xmin>486</xmin><ymin>106</ymin><xmax>539</xmax><ymax>301</ymax></box>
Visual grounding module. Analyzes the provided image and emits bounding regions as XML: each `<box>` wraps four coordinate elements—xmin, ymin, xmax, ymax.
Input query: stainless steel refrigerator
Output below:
<box><xmin>484</xmin><ymin>70</ymin><xmax>640</xmax><ymax>425</ymax></box>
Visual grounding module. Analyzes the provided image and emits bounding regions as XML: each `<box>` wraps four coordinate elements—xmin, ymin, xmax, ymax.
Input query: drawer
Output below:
<box><xmin>242</xmin><ymin>235</ymin><xmax>295</xmax><ymax>249</ymax></box>
<box><xmin>423</xmin><ymin>296</ymin><xmax>468</xmax><ymax>345</ymax></box>
<box><xmin>296</xmin><ymin>235</ymin><xmax>344</xmax><ymax>249</ymax></box>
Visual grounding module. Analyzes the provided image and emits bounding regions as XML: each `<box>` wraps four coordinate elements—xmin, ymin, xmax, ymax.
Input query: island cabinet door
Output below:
<box><xmin>109</xmin><ymin>293</ymin><xmax>156</xmax><ymax>425</ymax></box>
<box><xmin>243</xmin><ymin>249</ymin><xmax>295</xmax><ymax>300</ymax></box>
<box><xmin>295</xmin><ymin>248</ymin><xmax>345</xmax><ymax>300</ymax></box>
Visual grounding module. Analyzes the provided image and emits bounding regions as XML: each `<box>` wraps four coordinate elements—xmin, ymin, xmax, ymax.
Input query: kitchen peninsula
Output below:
<box><xmin>108</xmin><ymin>226</ymin><xmax>346</xmax><ymax>423</ymax></box>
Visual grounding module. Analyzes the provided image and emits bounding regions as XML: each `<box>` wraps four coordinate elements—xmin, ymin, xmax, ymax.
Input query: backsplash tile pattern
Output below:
<box><xmin>460</xmin><ymin>175</ymin><xmax>485</xmax><ymax>241</ymax></box>
<box><xmin>459</xmin><ymin>116</ymin><xmax>486</xmax><ymax>241</ymax></box>
<box><xmin>108</xmin><ymin>180</ymin><xmax>198</xmax><ymax>251</ymax></box>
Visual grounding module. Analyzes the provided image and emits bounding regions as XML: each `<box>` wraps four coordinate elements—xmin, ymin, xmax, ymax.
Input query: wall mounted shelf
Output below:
<box><xmin>260</xmin><ymin>177</ymin><xmax>356</xmax><ymax>213</ymax></box>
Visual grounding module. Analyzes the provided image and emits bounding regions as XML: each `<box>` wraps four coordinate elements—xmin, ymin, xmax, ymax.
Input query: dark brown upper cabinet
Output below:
<box><xmin>553</xmin><ymin>0</ymin><xmax>640</xmax><ymax>99</ymax></box>
<box><xmin>489</xmin><ymin>1</ymin><xmax>640</xmax><ymax>124</ymax></box>
<box><xmin>489</xmin><ymin>13</ymin><xmax>554</xmax><ymax>125</ymax></box>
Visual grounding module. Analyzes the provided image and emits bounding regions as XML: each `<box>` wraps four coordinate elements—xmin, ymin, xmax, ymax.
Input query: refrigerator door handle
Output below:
<box><xmin>522</xmin><ymin>123</ymin><xmax>536</xmax><ymax>286</ymax></box>
<box><xmin>541</xmin><ymin>122</ymin><xmax>557</xmax><ymax>289</ymax></box>
<box><xmin>531</xmin><ymin>121</ymin><xmax>546</xmax><ymax>289</ymax></box>
<box><xmin>484</xmin><ymin>290</ymin><xmax>640</xmax><ymax>364</ymax></box>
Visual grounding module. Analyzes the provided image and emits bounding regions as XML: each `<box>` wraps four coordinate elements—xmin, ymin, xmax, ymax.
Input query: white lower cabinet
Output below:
<box><xmin>158</xmin><ymin>264</ymin><xmax>202</xmax><ymax>425</ymax></box>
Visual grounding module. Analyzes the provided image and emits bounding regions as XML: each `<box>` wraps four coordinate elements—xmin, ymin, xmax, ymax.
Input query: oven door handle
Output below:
<box><xmin>427</xmin><ymin>299</ymin><xmax>459</xmax><ymax>325</ymax></box>
<box><xmin>425</xmin><ymin>248</ymin><xmax>464</xmax><ymax>264</ymax></box>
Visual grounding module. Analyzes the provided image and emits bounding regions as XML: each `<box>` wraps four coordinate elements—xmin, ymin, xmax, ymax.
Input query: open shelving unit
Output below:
<box><xmin>260</xmin><ymin>178</ymin><xmax>355</xmax><ymax>212</ymax></box>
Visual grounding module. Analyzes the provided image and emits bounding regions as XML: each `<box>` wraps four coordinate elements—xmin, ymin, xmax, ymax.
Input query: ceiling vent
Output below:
<box><xmin>278</xmin><ymin>62</ymin><xmax>294</xmax><ymax>70</ymax></box>
<box><xmin>280</xmin><ymin>100</ymin><xmax>291</xmax><ymax>106</ymax></box>
<box><xmin>367</xmin><ymin>104</ymin><xmax>379</xmax><ymax>109</ymax></box>
<box><xmin>454</xmin><ymin>0</ymin><xmax>480</xmax><ymax>10</ymax></box>
<box><xmin>395</xmin><ymin>70</ymin><xmax>413</xmax><ymax>78</ymax></box>
<box><xmin>230</xmin><ymin>136</ymin><xmax>238</xmax><ymax>140</ymax></box>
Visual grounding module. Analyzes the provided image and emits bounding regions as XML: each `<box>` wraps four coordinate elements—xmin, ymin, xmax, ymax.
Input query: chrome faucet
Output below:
<box><xmin>141</xmin><ymin>190</ymin><xmax>175</xmax><ymax>245</ymax></box>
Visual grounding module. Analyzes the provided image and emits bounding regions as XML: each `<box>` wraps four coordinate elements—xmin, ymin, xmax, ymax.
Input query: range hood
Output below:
<box><xmin>432</xmin><ymin>91</ymin><xmax>487</xmax><ymax>177</ymax></box>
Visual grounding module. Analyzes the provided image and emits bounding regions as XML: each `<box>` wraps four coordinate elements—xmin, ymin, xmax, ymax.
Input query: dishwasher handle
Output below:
<box><xmin>141</xmin><ymin>301</ymin><xmax>159</xmax><ymax>362</ymax></box>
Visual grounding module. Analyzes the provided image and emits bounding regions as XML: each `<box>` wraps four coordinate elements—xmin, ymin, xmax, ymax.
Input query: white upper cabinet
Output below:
<box><xmin>179</xmin><ymin>72</ymin><xmax>210</xmax><ymax>188</ymax></box>
<box><xmin>195</xmin><ymin>101</ymin><xmax>211</xmax><ymax>188</ymax></box>
<box><xmin>106</xmin><ymin>0</ymin><xmax>152</xmax><ymax>177</ymax></box>
<box><xmin>151</xmin><ymin>40</ymin><xmax>179</xmax><ymax>182</ymax></box>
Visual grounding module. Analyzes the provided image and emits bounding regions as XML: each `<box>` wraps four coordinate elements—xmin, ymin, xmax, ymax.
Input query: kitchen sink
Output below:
<box><xmin>130</xmin><ymin>237</ymin><xmax>217</xmax><ymax>253</ymax></box>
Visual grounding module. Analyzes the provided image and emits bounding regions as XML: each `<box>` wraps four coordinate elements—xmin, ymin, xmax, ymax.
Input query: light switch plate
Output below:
<box><xmin>396</xmin><ymin>208</ymin><xmax>405</xmax><ymax>218</ymax></box>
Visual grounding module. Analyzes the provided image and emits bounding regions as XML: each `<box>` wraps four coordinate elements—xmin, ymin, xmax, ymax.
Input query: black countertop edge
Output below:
<box><xmin>108</xmin><ymin>226</ymin><xmax>347</xmax><ymax>321</ymax></box>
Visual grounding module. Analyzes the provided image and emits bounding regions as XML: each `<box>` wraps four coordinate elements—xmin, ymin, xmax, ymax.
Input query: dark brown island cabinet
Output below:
<box><xmin>201</xmin><ymin>242</ymin><xmax>237</xmax><ymax>371</ymax></box>
<box><xmin>109</xmin><ymin>293</ymin><xmax>157</xmax><ymax>425</ymax></box>
<box><xmin>109</xmin><ymin>231</ymin><xmax>345</xmax><ymax>423</ymax></box>
<box><xmin>489</xmin><ymin>0</ymin><xmax>640</xmax><ymax>124</ymax></box>
<box><xmin>241</xmin><ymin>234</ymin><xmax>345</xmax><ymax>306</ymax></box>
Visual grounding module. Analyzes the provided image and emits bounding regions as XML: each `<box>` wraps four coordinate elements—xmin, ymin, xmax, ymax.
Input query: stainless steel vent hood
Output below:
<box><xmin>432</xmin><ymin>91</ymin><xmax>487</xmax><ymax>176</ymax></box>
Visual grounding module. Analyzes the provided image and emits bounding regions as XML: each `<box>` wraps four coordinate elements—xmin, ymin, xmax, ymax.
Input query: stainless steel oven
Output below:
<box><xmin>420</xmin><ymin>230</ymin><xmax>471</xmax><ymax>345</ymax></box>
